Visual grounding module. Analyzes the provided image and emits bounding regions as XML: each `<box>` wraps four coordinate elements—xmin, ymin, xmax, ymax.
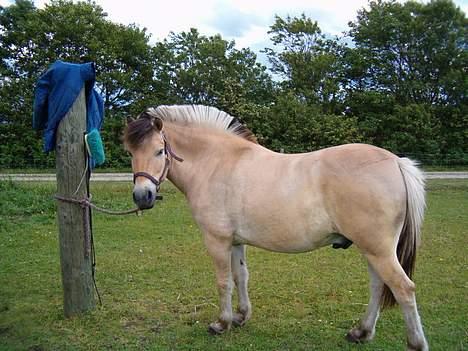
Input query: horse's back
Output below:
<box><xmin>316</xmin><ymin>143</ymin><xmax>398</xmax><ymax>170</ymax></box>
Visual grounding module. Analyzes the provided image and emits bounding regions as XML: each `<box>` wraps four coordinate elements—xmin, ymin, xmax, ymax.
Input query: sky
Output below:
<box><xmin>1</xmin><ymin>0</ymin><xmax>467</xmax><ymax>60</ymax></box>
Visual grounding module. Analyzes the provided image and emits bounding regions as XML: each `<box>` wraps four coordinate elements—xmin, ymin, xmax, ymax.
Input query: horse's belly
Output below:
<box><xmin>233</xmin><ymin>192</ymin><xmax>335</xmax><ymax>253</ymax></box>
<box><xmin>233</xmin><ymin>224</ymin><xmax>334</xmax><ymax>253</ymax></box>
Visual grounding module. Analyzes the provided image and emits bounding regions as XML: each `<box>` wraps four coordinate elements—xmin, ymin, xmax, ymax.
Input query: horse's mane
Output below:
<box><xmin>145</xmin><ymin>105</ymin><xmax>257</xmax><ymax>143</ymax></box>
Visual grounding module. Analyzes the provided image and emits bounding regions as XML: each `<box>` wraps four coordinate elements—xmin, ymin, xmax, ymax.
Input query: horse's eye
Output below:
<box><xmin>155</xmin><ymin>149</ymin><xmax>164</xmax><ymax>157</ymax></box>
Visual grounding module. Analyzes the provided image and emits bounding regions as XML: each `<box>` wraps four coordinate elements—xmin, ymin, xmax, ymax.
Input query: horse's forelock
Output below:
<box><xmin>123</xmin><ymin>117</ymin><xmax>157</xmax><ymax>150</ymax></box>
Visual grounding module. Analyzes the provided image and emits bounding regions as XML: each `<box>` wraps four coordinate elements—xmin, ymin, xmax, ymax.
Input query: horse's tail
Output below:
<box><xmin>381</xmin><ymin>157</ymin><xmax>426</xmax><ymax>308</ymax></box>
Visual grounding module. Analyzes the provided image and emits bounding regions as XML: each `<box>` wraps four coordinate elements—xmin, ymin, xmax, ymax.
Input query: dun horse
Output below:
<box><xmin>124</xmin><ymin>105</ymin><xmax>428</xmax><ymax>351</ymax></box>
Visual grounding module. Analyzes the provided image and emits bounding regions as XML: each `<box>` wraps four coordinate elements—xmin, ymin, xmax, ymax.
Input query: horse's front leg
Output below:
<box><xmin>204</xmin><ymin>233</ymin><xmax>233</xmax><ymax>334</ymax></box>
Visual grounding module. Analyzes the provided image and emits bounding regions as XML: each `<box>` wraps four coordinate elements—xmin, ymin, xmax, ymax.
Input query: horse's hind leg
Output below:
<box><xmin>231</xmin><ymin>245</ymin><xmax>252</xmax><ymax>327</ymax></box>
<box><xmin>346</xmin><ymin>262</ymin><xmax>383</xmax><ymax>343</ymax></box>
<box><xmin>366</xmin><ymin>254</ymin><xmax>428</xmax><ymax>351</ymax></box>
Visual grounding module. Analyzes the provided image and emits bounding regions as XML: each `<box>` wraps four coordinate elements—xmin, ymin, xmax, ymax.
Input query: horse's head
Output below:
<box><xmin>123</xmin><ymin>111</ymin><xmax>167</xmax><ymax>210</ymax></box>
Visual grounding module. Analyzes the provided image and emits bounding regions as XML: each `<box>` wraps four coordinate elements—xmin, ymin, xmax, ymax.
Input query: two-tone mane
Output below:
<box><xmin>144</xmin><ymin>105</ymin><xmax>257</xmax><ymax>143</ymax></box>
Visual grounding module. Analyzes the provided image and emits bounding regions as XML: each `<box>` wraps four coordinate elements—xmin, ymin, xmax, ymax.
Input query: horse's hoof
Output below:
<box><xmin>346</xmin><ymin>331</ymin><xmax>361</xmax><ymax>343</ymax></box>
<box><xmin>208</xmin><ymin>321</ymin><xmax>227</xmax><ymax>335</ymax></box>
<box><xmin>346</xmin><ymin>328</ymin><xmax>371</xmax><ymax>343</ymax></box>
<box><xmin>232</xmin><ymin>312</ymin><xmax>246</xmax><ymax>327</ymax></box>
<box><xmin>407</xmin><ymin>339</ymin><xmax>429</xmax><ymax>351</ymax></box>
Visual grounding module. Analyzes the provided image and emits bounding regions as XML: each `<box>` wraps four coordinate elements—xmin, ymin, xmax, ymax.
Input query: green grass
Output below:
<box><xmin>0</xmin><ymin>179</ymin><xmax>467</xmax><ymax>350</ymax></box>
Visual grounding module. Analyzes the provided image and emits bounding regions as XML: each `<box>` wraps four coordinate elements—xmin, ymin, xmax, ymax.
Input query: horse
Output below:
<box><xmin>123</xmin><ymin>105</ymin><xmax>428</xmax><ymax>351</ymax></box>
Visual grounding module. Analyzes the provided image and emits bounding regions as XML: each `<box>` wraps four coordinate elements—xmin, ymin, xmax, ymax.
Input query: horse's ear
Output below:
<box><xmin>153</xmin><ymin>116</ymin><xmax>163</xmax><ymax>131</ymax></box>
<box><xmin>138</xmin><ymin>110</ymin><xmax>162</xmax><ymax>130</ymax></box>
<box><xmin>126</xmin><ymin>116</ymin><xmax>136</xmax><ymax>125</ymax></box>
<box><xmin>139</xmin><ymin>111</ymin><xmax>153</xmax><ymax>120</ymax></box>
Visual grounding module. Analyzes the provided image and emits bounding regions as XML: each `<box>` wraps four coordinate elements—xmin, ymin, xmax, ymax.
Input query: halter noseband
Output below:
<box><xmin>132</xmin><ymin>131</ymin><xmax>183</xmax><ymax>199</ymax></box>
<box><xmin>133</xmin><ymin>171</ymin><xmax>162</xmax><ymax>189</ymax></box>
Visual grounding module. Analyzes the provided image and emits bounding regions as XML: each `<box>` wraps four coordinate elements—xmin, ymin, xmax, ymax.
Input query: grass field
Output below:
<box><xmin>0</xmin><ymin>179</ymin><xmax>467</xmax><ymax>350</ymax></box>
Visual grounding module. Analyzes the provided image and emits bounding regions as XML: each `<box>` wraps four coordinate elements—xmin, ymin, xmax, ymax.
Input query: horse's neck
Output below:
<box><xmin>164</xmin><ymin>123</ymin><xmax>235</xmax><ymax>195</ymax></box>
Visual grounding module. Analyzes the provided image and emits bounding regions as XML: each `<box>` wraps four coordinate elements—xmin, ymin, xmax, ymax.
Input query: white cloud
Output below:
<box><xmin>0</xmin><ymin>0</ymin><xmax>13</xmax><ymax>6</ymax></box>
<box><xmin>20</xmin><ymin>0</ymin><xmax>373</xmax><ymax>46</ymax></box>
<box><xmin>208</xmin><ymin>2</ymin><xmax>266</xmax><ymax>37</ymax></box>
<box><xmin>88</xmin><ymin>0</ymin><xmax>220</xmax><ymax>42</ymax></box>
<box><xmin>2</xmin><ymin>0</ymin><xmax>466</xmax><ymax>55</ymax></box>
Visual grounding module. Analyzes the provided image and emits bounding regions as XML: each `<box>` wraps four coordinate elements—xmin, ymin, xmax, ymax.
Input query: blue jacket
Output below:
<box><xmin>33</xmin><ymin>60</ymin><xmax>104</xmax><ymax>152</ymax></box>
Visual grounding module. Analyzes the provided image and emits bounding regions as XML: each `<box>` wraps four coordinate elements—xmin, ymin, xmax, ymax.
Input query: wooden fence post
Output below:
<box><xmin>55</xmin><ymin>88</ymin><xmax>95</xmax><ymax>317</ymax></box>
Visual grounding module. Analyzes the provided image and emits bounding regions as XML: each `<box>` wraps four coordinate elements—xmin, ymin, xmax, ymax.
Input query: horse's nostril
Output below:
<box><xmin>132</xmin><ymin>192</ymin><xmax>137</xmax><ymax>203</ymax></box>
<box><xmin>147</xmin><ymin>190</ymin><xmax>153</xmax><ymax>201</ymax></box>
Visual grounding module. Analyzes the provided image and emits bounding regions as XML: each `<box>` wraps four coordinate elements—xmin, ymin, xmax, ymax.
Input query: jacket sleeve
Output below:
<box><xmin>32</xmin><ymin>70</ymin><xmax>51</xmax><ymax>130</ymax></box>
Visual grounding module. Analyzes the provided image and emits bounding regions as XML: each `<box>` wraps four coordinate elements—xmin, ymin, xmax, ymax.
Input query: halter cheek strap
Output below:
<box><xmin>132</xmin><ymin>132</ymin><xmax>183</xmax><ymax>199</ymax></box>
<box><xmin>162</xmin><ymin>132</ymin><xmax>184</xmax><ymax>162</ymax></box>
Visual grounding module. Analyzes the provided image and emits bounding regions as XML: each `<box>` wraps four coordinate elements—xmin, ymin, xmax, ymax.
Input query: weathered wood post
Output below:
<box><xmin>55</xmin><ymin>88</ymin><xmax>95</xmax><ymax>317</ymax></box>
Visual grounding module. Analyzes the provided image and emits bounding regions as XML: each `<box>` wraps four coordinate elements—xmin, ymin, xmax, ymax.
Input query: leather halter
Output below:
<box><xmin>133</xmin><ymin>131</ymin><xmax>183</xmax><ymax>197</ymax></box>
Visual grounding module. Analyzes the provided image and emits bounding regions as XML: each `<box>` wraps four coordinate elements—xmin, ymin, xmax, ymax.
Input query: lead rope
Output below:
<box><xmin>54</xmin><ymin>178</ymin><xmax>141</xmax><ymax>306</ymax></box>
<box><xmin>86</xmin><ymin>161</ymin><xmax>102</xmax><ymax>305</ymax></box>
<box><xmin>54</xmin><ymin>194</ymin><xmax>141</xmax><ymax>215</ymax></box>
<box><xmin>54</xmin><ymin>131</ymin><xmax>183</xmax><ymax>305</ymax></box>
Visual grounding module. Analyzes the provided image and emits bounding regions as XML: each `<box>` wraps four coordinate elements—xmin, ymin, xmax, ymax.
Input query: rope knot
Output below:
<box><xmin>79</xmin><ymin>197</ymin><xmax>90</xmax><ymax>209</ymax></box>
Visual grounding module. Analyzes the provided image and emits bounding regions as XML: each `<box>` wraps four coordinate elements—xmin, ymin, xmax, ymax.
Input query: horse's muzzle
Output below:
<box><xmin>133</xmin><ymin>187</ymin><xmax>156</xmax><ymax>210</ymax></box>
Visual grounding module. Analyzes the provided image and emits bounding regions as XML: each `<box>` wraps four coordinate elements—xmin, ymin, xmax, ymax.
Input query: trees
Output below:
<box><xmin>0</xmin><ymin>0</ymin><xmax>155</xmax><ymax>113</ymax></box>
<box><xmin>0</xmin><ymin>1</ymin><xmax>276</xmax><ymax>168</ymax></box>
<box><xmin>347</xmin><ymin>0</ymin><xmax>467</xmax><ymax>105</ymax></box>
<box><xmin>264</xmin><ymin>14</ymin><xmax>344</xmax><ymax>112</ymax></box>
<box><xmin>259</xmin><ymin>15</ymin><xmax>363</xmax><ymax>152</ymax></box>
<box><xmin>344</xmin><ymin>0</ymin><xmax>467</xmax><ymax>158</ymax></box>
<box><xmin>158</xmin><ymin>28</ymin><xmax>274</xmax><ymax>119</ymax></box>
<box><xmin>0</xmin><ymin>0</ymin><xmax>49</xmax><ymax>167</ymax></box>
<box><xmin>0</xmin><ymin>0</ymin><xmax>155</xmax><ymax>167</ymax></box>
<box><xmin>255</xmin><ymin>92</ymin><xmax>362</xmax><ymax>153</ymax></box>
<box><xmin>0</xmin><ymin>0</ymin><xmax>465</xmax><ymax>168</ymax></box>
